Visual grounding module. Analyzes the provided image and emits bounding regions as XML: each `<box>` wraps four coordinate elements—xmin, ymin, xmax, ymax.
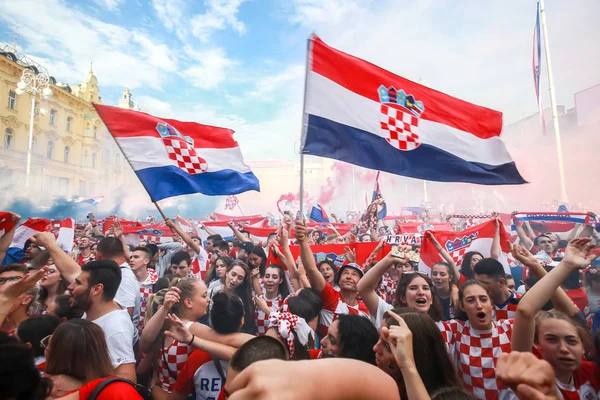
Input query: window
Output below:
<box><xmin>31</xmin><ymin>136</ymin><xmax>37</xmax><ymax>154</ymax></box>
<box><xmin>93</xmin><ymin>126</ymin><xmax>97</xmax><ymax>138</ymax></box>
<box><xmin>4</xmin><ymin>128</ymin><xmax>14</xmax><ymax>149</ymax></box>
<box><xmin>83</xmin><ymin>151</ymin><xmax>88</xmax><ymax>167</ymax></box>
<box><xmin>92</xmin><ymin>152</ymin><xmax>97</xmax><ymax>168</ymax></box>
<box><xmin>47</xmin><ymin>140</ymin><xmax>54</xmax><ymax>159</ymax></box>
<box><xmin>66</xmin><ymin>117</ymin><xmax>72</xmax><ymax>132</ymax></box>
<box><xmin>85</xmin><ymin>127</ymin><xmax>90</xmax><ymax>136</ymax></box>
<box><xmin>58</xmin><ymin>177</ymin><xmax>69</xmax><ymax>196</ymax></box>
<box><xmin>8</xmin><ymin>91</ymin><xmax>16</xmax><ymax>110</ymax></box>
<box><xmin>50</xmin><ymin>109</ymin><xmax>57</xmax><ymax>125</ymax></box>
<box><xmin>64</xmin><ymin>146</ymin><xmax>70</xmax><ymax>163</ymax></box>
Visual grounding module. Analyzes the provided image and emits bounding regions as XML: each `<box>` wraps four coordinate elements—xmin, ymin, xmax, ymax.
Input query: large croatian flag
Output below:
<box><xmin>1</xmin><ymin>218</ymin><xmax>50</xmax><ymax>265</ymax></box>
<box><xmin>302</xmin><ymin>35</ymin><xmax>526</xmax><ymax>185</ymax></box>
<box><xmin>94</xmin><ymin>104</ymin><xmax>260</xmax><ymax>202</ymax></box>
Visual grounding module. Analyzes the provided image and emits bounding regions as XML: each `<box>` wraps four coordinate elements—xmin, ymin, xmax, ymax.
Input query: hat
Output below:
<box><xmin>337</xmin><ymin>262</ymin><xmax>364</xmax><ymax>282</ymax></box>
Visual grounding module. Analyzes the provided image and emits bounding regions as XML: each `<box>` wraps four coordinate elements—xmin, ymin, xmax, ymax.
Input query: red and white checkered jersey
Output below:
<box><xmin>318</xmin><ymin>282</ymin><xmax>370</xmax><ymax>337</ymax></box>
<box><xmin>156</xmin><ymin>321</ymin><xmax>194</xmax><ymax>393</ymax></box>
<box><xmin>137</xmin><ymin>268</ymin><xmax>159</xmax><ymax>335</ymax></box>
<box><xmin>439</xmin><ymin>319</ymin><xmax>514</xmax><ymax>400</ymax></box>
<box><xmin>492</xmin><ymin>292</ymin><xmax>521</xmax><ymax>321</ymax></box>
<box><xmin>77</xmin><ymin>251</ymin><xmax>95</xmax><ymax>266</ymax></box>
<box><xmin>254</xmin><ymin>294</ymin><xmax>282</xmax><ymax>336</ymax></box>
<box><xmin>377</xmin><ymin>273</ymin><xmax>398</xmax><ymax>304</ymax></box>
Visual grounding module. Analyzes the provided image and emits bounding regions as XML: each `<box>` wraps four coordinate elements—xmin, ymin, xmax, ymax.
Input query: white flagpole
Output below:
<box><xmin>539</xmin><ymin>0</ymin><xmax>568</xmax><ymax>203</ymax></box>
<box><xmin>299</xmin><ymin>36</ymin><xmax>313</xmax><ymax>220</ymax></box>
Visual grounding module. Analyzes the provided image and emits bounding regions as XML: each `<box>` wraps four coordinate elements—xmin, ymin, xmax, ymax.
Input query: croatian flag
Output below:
<box><xmin>302</xmin><ymin>35</ymin><xmax>526</xmax><ymax>185</ymax></box>
<box><xmin>419</xmin><ymin>219</ymin><xmax>511</xmax><ymax>275</ymax></box>
<box><xmin>0</xmin><ymin>212</ymin><xmax>19</xmax><ymax>238</ymax></box>
<box><xmin>309</xmin><ymin>204</ymin><xmax>330</xmax><ymax>222</ymax></box>
<box><xmin>533</xmin><ymin>1</ymin><xmax>546</xmax><ymax>135</ymax></box>
<box><xmin>52</xmin><ymin>218</ymin><xmax>75</xmax><ymax>253</ymax></box>
<box><xmin>371</xmin><ymin>171</ymin><xmax>387</xmax><ymax>219</ymax></box>
<box><xmin>94</xmin><ymin>104</ymin><xmax>260</xmax><ymax>202</ymax></box>
<box><xmin>1</xmin><ymin>218</ymin><xmax>50</xmax><ymax>265</ymax></box>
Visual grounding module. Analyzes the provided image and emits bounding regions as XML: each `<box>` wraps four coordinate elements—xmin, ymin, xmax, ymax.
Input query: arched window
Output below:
<box><xmin>83</xmin><ymin>151</ymin><xmax>89</xmax><ymax>167</ymax></box>
<box><xmin>92</xmin><ymin>152</ymin><xmax>97</xmax><ymax>168</ymax></box>
<box><xmin>64</xmin><ymin>146</ymin><xmax>70</xmax><ymax>163</ymax></box>
<box><xmin>47</xmin><ymin>141</ymin><xmax>54</xmax><ymax>159</ymax></box>
<box><xmin>4</xmin><ymin>128</ymin><xmax>14</xmax><ymax>149</ymax></box>
<box><xmin>31</xmin><ymin>136</ymin><xmax>37</xmax><ymax>154</ymax></box>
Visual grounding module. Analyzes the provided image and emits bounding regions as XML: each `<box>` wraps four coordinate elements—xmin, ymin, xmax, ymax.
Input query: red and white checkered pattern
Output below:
<box><xmin>439</xmin><ymin>319</ymin><xmax>514</xmax><ymax>400</ymax></box>
<box><xmin>492</xmin><ymin>292</ymin><xmax>521</xmax><ymax>321</ymax></box>
<box><xmin>137</xmin><ymin>269</ymin><xmax>159</xmax><ymax>335</ymax></box>
<box><xmin>380</xmin><ymin>104</ymin><xmax>421</xmax><ymax>151</ymax></box>
<box><xmin>377</xmin><ymin>274</ymin><xmax>398</xmax><ymax>305</ymax></box>
<box><xmin>163</xmin><ymin>136</ymin><xmax>208</xmax><ymax>175</ymax></box>
<box><xmin>225</xmin><ymin>195</ymin><xmax>239</xmax><ymax>211</ymax></box>
<box><xmin>157</xmin><ymin>321</ymin><xmax>194</xmax><ymax>393</ymax></box>
<box><xmin>140</xmin><ymin>234</ymin><xmax>162</xmax><ymax>243</ymax></box>
<box><xmin>255</xmin><ymin>295</ymin><xmax>282</xmax><ymax>336</ymax></box>
<box><xmin>319</xmin><ymin>282</ymin><xmax>370</xmax><ymax>338</ymax></box>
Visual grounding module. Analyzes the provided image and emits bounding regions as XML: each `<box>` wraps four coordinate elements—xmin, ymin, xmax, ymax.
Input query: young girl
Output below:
<box><xmin>204</xmin><ymin>256</ymin><xmax>233</xmax><ymax>291</ymax></box>
<box><xmin>318</xmin><ymin>260</ymin><xmax>339</xmax><ymax>290</ymax></box>
<box><xmin>358</xmin><ymin>250</ymin><xmax>442</xmax><ymax>329</ymax></box>
<box><xmin>511</xmin><ymin>238</ymin><xmax>597</xmax><ymax>399</ymax></box>
<box><xmin>32</xmin><ymin>251</ymin><xmax>68</xmax><ymax>312</ymax></box>
<box><xmin>431</xmin><ymin>262</ymin><xmax>456</xmax><ymax>321</ymax></box>
<box><xmin>254</xmin><ymin>264</ymin><xmax>290</xmax><ymax>336</ymax></box>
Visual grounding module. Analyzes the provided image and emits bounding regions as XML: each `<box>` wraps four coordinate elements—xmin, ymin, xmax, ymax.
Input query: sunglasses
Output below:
<box><xmin>403</xmin><ymin>270</ymin><xmax>429</xmax><ymax>277</ymax></box>
<box><xmin>40</xmin><ymin>334</ymin><xmax>52</xmax><ymax>350</ymax></box>
<box><xmin>0</xmin><ymin>276</ymin><xmax>22</xmax><ymax>285</ymax></box>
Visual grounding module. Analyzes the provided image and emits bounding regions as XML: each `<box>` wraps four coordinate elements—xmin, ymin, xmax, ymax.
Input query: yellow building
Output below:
<box><xmin>0</xmin><ymin>45</ymin><xmax>132</xmax><ymax>204</ymax></box>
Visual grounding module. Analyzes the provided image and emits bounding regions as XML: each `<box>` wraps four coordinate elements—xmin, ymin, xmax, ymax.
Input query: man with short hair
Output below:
<box><xmin>170</xmin><ymin>251</ymin><xmax>192</xmax><ymax>278</ymax></box>
<box><xmin>213</xmin><ymin>241</ymin><xmax>230</xmax><ymax>258</ymax></box>
<box><xmin>474</xmin><ymin>258</ymin><xmax>520</xmax><ymax>320</ymax></box>
<box><xmin>129</xmin><ymin>246</ymin><xmax>158</xmax><ymax>335</ymax></box>
<box><xmin>75</xmin><ymin>236</ymin><xmax>95</xmax><ymax>266</ymax></box>
<box><xmin>506</xmin><ymin>274</ymin><xmax>516</xmax><ymax>293</ymax></box>
<box><xmin>67</xmin><ymin>260</ymin><xmax>136</xmax><ymax>382</ymax></box>
<box><xmin>206</xmin><ymin>234</ymin><xmax>224</xmax><ymax>254</ymax></box>
<box><xmin>74</xmin><ymin>225</ymin><xmax>85</xmax><ymax>239</ymax></box>
<box><xmin>534</xmin><ymin>234</ymin><xmax>555</xmax><ymax>256</ymax></box>
<box><xmin>0</xmin><ymin>264</ymin><xmax>40</xmax><ymax>334</ymax></box>
<box><xmin>22</xmin><ymin>240</ymin><xmax>41</xmax><ymax>265</ymax></box>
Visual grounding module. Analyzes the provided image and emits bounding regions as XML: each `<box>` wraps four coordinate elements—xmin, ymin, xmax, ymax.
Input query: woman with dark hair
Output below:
<box><xmin>266</xmin><ymin>288</ymin><xmax>323</xmax><ymax>360</ymax></box>
<box><xmin>44</xmin><ymin>319</ymin><xmax>142</xmax><ymax>399</ymax></box>
<box><xmin>318</xmin><ymin>313</ymin><xmax>378</xmax><ymax>364</ymax></box>
<box><xmin>0</xmin><ymin>332</ymin><xmax>53</xmax><ymax>400</ymax></box>
<box><xmin>358</xmin><ymin>250</ymin><xmax>442</xmax><ymax>329</ymax></box>
<box><xmin>318</xmin><ymin>260</ymin><xmax>339</xmax><ymax>290</ymax></box>
<box><xmin>46</xmin><ymin>294</ymin><xmax>84</xmax><ymax>321</ymax></box>
<box><xmin>17</xmin><ymin>314</ymin><xmax>60</xmax><ymax>371</ymax></box>
<box><xmin>373</xmin><ymin>308</ymin><xmax>460</xmax><ymax>399</ymax></box>
<box><xmin>204</xmin><ymin>256</ymin><xmax>233</xmax><ymax>290</ymax></box>
<box><xmin>209</xmin><ymin>261</ymin><xmax>256</xmax><ymax>334</ymax></box>
<box><xmin>253</xmin><ymin>264</ymin><xmax>290</xmax><ymax>336</ymax></box>
<box><xmin>248</xmin><ymin>245</ymin><xmax>267</xmax><ymax>277</ymax></box>
<box><xmin>431</xmin><ymin>262</ymin><xmax>456</xmax><ymax>321</ymax></box>
<box><xmin>460</xmin><ymin>252</ymin><xmax>484</xmax><ymax>281</ymax></box>
<box><xmin>36</xmin><ymin>253</ymin><xmax>69</xmax><ymax>311</ymax></box>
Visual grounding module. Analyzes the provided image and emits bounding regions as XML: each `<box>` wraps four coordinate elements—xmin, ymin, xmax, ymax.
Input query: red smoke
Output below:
<box><xmin>317</xmin><ymin>161</ymin><xmax>379</xmax><ymax>205</ymax></box>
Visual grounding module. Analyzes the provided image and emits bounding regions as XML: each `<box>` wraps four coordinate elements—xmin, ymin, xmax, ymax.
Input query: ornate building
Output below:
<box><xmin>0</xmin><ymin>45</ymin><xmax>134</xmax><ymax>203</ymax></box>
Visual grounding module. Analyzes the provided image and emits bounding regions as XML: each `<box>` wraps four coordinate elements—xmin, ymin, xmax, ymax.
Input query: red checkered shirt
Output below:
<box><xmin>77</xmin><ymin>251</ymin><xmax>95</xmax><ymax>266</ymax></box>
<box><xmin>137</xmin><ymin>268</ymin><xmax>159</xmax><ymax>336</ymax></box>
<box><xmin>319</xmin><ymin>282</ymin><xmax>370</xmax><ymax>338</ymax></box>
<box><xmin>439</xmin><ymin>319</ymin><xmax>514</xmax><ymax>400</ymax></box>
<box><xmin>492</xmin><ymin>292</ymin><xmax>521</xmax><ymax>321</ymax></box>
<box><xmin>156</xmin><ymin>321</ymin><xmax>194</xmax><ymax>393</ymax></box>
<box><xmin>254</xmin><ymin>294</ymin><xmax>282</xmax><ymax>336</ymax></box>
<box><xmin>377</xmin><ymin>273</ymin><xmax>398</xmax><ymax>305</ymax></box>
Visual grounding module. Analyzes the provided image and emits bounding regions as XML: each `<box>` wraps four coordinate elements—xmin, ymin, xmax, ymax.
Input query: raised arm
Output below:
<box><xmin>166</xmin><ymin>217</ymin><xmax>201</xmax><ymax>254</ymax></box>
<box><xmin>227</xmin><ymin>222</ymin><xmax>252</xmax><ymax>244</ymax></box>
<box><xmin>361</xmin><ymin>240</ymin><xmax>386</xmax><ymax>271</ymax></box>
<box><xmin>0</xmin><ymin>213</ymin><xmax>20</xmax><ymax>264</ymax></box>
<box><xmin>30</xmin><ymin>232</ymin><xmax>81</xmax><ymax>283</ymax></box>
<box><xmin>0</xmin><ymin>266</ymin><xmax>48</xmax><ymax>327</ymax></box>
<box><xmin>426</xmin><ymin>231</ymin><xmax>459</xmax><ymax>282</ymax></box>
<box><xmin>139</xmin><ymin>287</ymin><xmax>180</xmax><ymax>354</ymax></box>
<box><xmin>512</xmin><ymin>212</ymin><xmax>534</xmax><ymax>250</ymax></box>
<box><xmin>165</xmin><ymin>314</ymin><xmax>237</xmax><ymax>360</ymax></box>
<box><xmin>275</xmin><ymin>224</ymin><xmax>302</xmax><ymax>292</ymax></box>
<box><xmin>578</xmin><ymin>212</ymin><xmax>596</xmax><ymax>238</ymax></box>
<box><xmin>112</xmin><ymin>220</ymin><xmax>130</xmax><ymax>261</ymax></box>
<box><xmin>198</xmin><ymin>222</ymin><xmax>217</xmax><ymax>237</ymax></box>
<box><xmin>294</xmin><ymin>220</ymin><xmax>325</xmax><ymax>293</ymax></box>
<box><xmin>490</xmin><ymin>218</ymin><xmax>501</xmax><ymax>260</ymax></box>
<box><xmin>357</xmin><ymin>249</ymin><xmax>402</xmax><ymax>317</ymax></box>
<box><xmin>512</xmin><ymin>239</ymin><xmax>596</xmax><ymax>352</ymax></box>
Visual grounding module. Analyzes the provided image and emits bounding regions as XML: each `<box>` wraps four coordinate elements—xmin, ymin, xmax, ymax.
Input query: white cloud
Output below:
<box><xmin>151</xmin><ymin>0</ymin><xmax>187</xmax><ymax>39</ymax></box>
<box><xmin>93</xmin><ymin>0</ymin><xmax>126</xmax><ymax>12</ymax></box>
<box><xmin>287</xmin><ymin>0</ymin><xmax>372</xmax><ymax>26</ymax></box>
<box><xmin>246</xmin><ymin>64</ymin><xmax>305</xmax><ymax>99</ymax></box>
<box><xmin>190</xmin><ymin>0</ymin><xmax>247</xmax><ymax>42</ymax></box>
<box><xmin>0</xmin><ymin>0</ymin><xmax>178</xmax><ymax>90</ymax></box>
<box><xmin>135</xmin><ymin>95</ymin><xmax>174</xmax><ymax>116</ymax></box>
<box><xmin>181</xmin><ymin>47</ymin><xmax>235</xmax><ymax>90</ymax></box>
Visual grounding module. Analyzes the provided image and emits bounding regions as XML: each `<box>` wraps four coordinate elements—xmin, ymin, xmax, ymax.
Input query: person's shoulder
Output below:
<box><xmin>78</xmin><ymin>377</ymin><xmax>142</xmax><ymax>400</ymax></box>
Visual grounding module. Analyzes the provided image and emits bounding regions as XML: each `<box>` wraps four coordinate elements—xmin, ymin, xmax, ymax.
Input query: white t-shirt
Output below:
<box><xmin>116</xmin><ymin>262</ymin><xmax>141</xmax><ymax>343</ymax></box>
<box><xmin>92</xmin><ymin>309</ymin><xmax>136</xmax><ymax>368</ymax></box>
<box><xmin>371</xmin><ymin>296</ymin><xmax>393</xmax><ymax>329</ymax></box>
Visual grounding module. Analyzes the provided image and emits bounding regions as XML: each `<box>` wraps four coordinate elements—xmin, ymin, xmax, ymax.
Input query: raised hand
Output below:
<box><xmin>253</xmin><ymin>295</ymin><xmax>270</xmax><ymax>314</ymax></box>
<box><xmin>496</xmin><ymin>352</ymin><xmax>559</xmax><ymax>400</ymax></box>
<box><xmin>384</xmin><ymin>311</ymin><xmax>415</xmax><ymax>370</ymax></box>
<box><xmin>562</xmin><ymin>238</ymin><xmax>597</xmax><ymax>269</ymax></box>
<box><xmin>294</xmin><ymin>220</ymin><xmax>308</xmax><ymax>242</ymax></box>
<box><xmin>509</xmin><ymin>242</ymin><xmax>538</xmax><ymax>267</ymax></box>
<box><xmin>164</xmin><ymin>313</ymin><xmax>193</xmax><ymax>344</ymax></box>
<box><xmin>112</xmin><ymin>220</ymin><xmax>124</xmax><ymax>239</ymax></box>
<box><xmin>163</xmin><ymin>287</ymin><xmax>181</xmax><ymax>311</ymax></box>
<box><xmin>30</xmin><ymin>232</ymin><xmax>57</xmax><ymax>248</ymax></box>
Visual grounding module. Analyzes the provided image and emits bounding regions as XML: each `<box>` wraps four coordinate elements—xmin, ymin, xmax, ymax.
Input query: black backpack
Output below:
<box><xmin>88</xmin><ymin>377</ymin><xmax>152</xmax><ymax>400</ymax></box>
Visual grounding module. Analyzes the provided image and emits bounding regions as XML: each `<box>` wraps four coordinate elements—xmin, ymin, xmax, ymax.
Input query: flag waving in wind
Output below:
<box><xmin>372</xmin><ymin>171</ymin><xmax>387</xmax><ymax>219</ymax></box>
<box><xmin>94</xmin><ymin>104</ymin><xmax>260</xmax><ymax>202</ymax></box>
<box><xmin>309</xmin><ymin>204</ymin><xmax>330</xmax><ymax>223</ymax></box>
<box><xmin>301</xmin><ymin>35</ymin><xmax>526</xmax><ymax>185</ymax></box>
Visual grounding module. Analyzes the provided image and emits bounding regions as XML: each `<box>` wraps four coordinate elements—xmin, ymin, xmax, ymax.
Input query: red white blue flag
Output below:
<box><xmin>94</xmin><ymin>104</ymin><xmax>260</xmax><ymax>202</ymax></box>
<box><xmin>309</xmin><ymin>204</ymin><xmax>330</xmax><ymax>222</ymax></box>
<box><xmin>301</xmin><ymin>35</ymin><xmax>526</xmax><ymax>185</ymax></box>
<box><xmin>533</xmin><ymin>1</ymin><xmax>546</xmax><ymax>134</ymax></box>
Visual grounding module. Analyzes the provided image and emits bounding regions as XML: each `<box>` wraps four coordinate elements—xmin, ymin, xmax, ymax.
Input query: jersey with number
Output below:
<box><xmin>172</xmin><ymin>349</ymin><xmax>228</xmax><ymax>400</ymax></box>
<box><xmin>319</xmin><ymin>282</ymin><xmax>369</xmax><ymax>337</ymax></box>
<box><xmin>439</xmin><ymin>318</ymin><xmax>514</xmax><ymax>400</ymax></box>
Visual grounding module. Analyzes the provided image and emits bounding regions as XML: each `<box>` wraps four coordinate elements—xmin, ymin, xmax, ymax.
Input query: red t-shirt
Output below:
<box><xmin>65</xmin><ymin>377</ymin><xmax>142</xmax><ymax>400</ymax></box>
<box><xmin>566</xmin><ymin>287</ymin><xmax>589</xmax><ymax>315</ymax></box>
<box><xmin>318</xmin><ymin>282</ymin><xmax>369</xmax><ymax>337</ymax></box>
<box><xmin>172</xmin><ymin>349</ymin><xmax>226</xmax><ymax>399</ymax></box>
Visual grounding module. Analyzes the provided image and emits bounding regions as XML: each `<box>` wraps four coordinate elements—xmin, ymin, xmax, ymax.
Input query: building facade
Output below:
<box><xmin>0</xmin><ymin>48</ymin><xmax>134</xmax><ymax>204</ymax></box>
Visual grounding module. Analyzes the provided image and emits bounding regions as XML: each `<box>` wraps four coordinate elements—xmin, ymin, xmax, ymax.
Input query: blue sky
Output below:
<box><xmin>0</xmin><ymin>0</ymin><xmax>599</xmax><ymax>164</ymax></box>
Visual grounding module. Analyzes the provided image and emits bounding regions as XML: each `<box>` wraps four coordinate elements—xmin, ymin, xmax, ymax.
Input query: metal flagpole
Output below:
<box><xmin>237</xmin><ymin>202</ymin><xmax>244</xmax><ymax>216</ymax></box>
<box><xmin>423</xmin><ymin>181</ymin><xmax>428</xmax><ymax>203</ymax></box>
<box><xmin>299</xmin><ymin>35</ymin><xmax>313</xmax><ymax>220</ymax></box>
<box><xmin>539</xmin><ymin>0</ymin><xmax>568</xmax><ymax>203</ymax></box>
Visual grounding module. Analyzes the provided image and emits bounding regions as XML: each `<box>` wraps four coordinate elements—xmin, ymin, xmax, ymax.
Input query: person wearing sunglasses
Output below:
<box><xmin>0</xmin><ymin>264</ymin><xmax>42</xmax><ymax>335</ymax></box>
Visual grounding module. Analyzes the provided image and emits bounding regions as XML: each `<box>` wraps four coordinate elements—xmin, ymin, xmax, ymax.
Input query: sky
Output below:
<box><xmin>0</xmin><ymin>0</ymin><xmax>599</xmax><ymax>216</ymax></box>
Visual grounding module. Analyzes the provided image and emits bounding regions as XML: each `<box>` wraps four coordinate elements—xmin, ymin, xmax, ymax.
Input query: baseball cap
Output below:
<box><xmin>336</xmin><ymin>263</ymin><xmax>364</xmax><ymax>283</ymax></box>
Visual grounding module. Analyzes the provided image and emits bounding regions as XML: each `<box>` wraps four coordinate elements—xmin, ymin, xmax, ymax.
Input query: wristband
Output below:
<box><xmin>187</xmin><ymin>334</ymin><xmax>195</xmax><ymax>346</ymax></box>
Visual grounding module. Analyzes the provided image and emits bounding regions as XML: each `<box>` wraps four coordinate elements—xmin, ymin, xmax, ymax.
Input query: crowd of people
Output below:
<box><xmin>1</xmin><ymin>208</ymin><xmax>600</xmax><ymax>400</ymax></box>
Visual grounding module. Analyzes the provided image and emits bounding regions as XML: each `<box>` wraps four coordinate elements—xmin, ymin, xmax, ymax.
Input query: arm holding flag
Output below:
<box><xmin>198</xmin><ymin>222</ymin><xmax>218</xmax><ymax>237</ymax></box>
<box><xmin>166</xmin><ymin>218</ymin><xmax>202</xmax><ymax>255</ymax></box>
<box><xmin>512</xmin><ymin>213</ymin><xmax>534</xmax><ymax>250</ymax></box>
<box><xmin>276</xmin><ymin>224</ymin><xmax>303</xmax><ymax>292</ymax></box>
<box><xmin>490</xmin><ymin>219</ymin><xmax>502</xmax><ymax>261</ymax></box>
<box><xmin>425</xmin><ymin>232</ymin><xmax>460</xmax><ymax>283</ymax></box>
<box><xmin>30</xmin><ymin>232</ymin><xmax>81</xmax><ymax>283</ymax></box>
<box><xmin>295</xmin><ymin>220</ymin><xmax>326</xmax><ymax>293</ymax></box>
<box><xmin>228</xmin><ymin>221</ymin><xmax>252</xmax><ymax>244</ymax></box>
<box><xmin>112</xmin><ymin>220</ymin><xmax>130</xmax><ymax>261</ymax></box>
<box><xmin>0</xmin><ymin>213</ymin><xmax>20</xmax><ymax>265</ymax></box>
<box><xmin>578</xmin><ymin>212</ymin><xmax>597</xmax><ymax>238</ymax></box>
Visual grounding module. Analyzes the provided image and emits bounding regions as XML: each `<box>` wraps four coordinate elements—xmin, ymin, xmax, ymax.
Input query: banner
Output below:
<box><xmin>384</xmin><ymin>233</ymin><xmax>422</xmax><ymax>246</ymax></box>
<box><xmin>267</xmin><ymin>241</ymin><xmax>389</xmax><ymax>268</ymax></box>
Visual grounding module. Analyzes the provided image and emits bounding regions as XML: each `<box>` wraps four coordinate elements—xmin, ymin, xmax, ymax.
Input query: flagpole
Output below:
<box><xmin>299</xmin><ymin>35</ymin><xmax>313</xmax><ymax>220</ymax></box>
<box><xmin>153</xmin><ymin>201</ymin><xmax>167</xmax><ymax>220</ymax></box>
<box><xmin>237</xmin><ymin>203</ymin><xmax>244</xmax><ymax>216</ymax></box>
<box><xmin>423</xmin><ymin>181</ymin><xmax>428</xmax><ymax>203</ymax></box>
<box><xmin>539</xmin><ymin>0</ymin><xmax>568</xmax><ymax>203</ymax></box>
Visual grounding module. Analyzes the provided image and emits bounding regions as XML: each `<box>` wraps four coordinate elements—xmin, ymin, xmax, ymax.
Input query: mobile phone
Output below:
<box><xmin>390</xmin><ymin>246</ymin><xmax>405</xmax><ymax>258</ymax></box>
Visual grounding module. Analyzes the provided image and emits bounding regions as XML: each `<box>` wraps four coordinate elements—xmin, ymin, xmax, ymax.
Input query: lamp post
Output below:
<box><xmin>15</xmin><ymin>68</ymin><xmax>53</xmax><ymax>187</ymax></box>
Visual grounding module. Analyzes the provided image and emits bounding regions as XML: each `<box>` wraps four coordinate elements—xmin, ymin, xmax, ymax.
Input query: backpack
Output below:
<box><xmin>88</xmin><ymin>377</ymin><xmax>152</xmax><ymax>400</ymax></box>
